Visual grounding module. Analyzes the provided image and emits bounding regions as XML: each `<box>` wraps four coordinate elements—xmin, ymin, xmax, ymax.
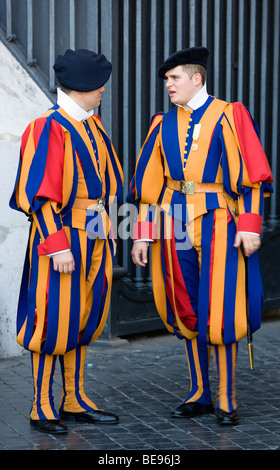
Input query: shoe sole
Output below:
<box><xmin>171</xmin><ymin>405</ymin><xmax>215</xmax><ymax>418</ymax></box>
<box><xmin>60</xmin><ymin>413</ymin><xmax>119</xmax><ymax>424</ymax></box>
<box><xmin>216</xmin><ymin>409</ymin><xmax>239</xmax><ymax>425</ymax></box>
<box><xmin>30</xmin><ymin>420</ymin><xmax>68</xmax><ymax>434</ymax></box>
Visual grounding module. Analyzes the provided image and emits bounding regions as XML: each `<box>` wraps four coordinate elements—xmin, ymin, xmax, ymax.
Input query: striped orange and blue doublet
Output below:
<box><xmin>128</xmin><ymin>96</ymin><xmax>273</xmax><ymax>346</ymax></box>
<box><xmin>10</xmin><ymin>105</ymin><xmax>123</xmax><ymax>356</ymax></box>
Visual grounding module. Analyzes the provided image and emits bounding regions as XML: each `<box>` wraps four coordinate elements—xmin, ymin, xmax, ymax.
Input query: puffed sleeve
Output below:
<box><xmin>221</xmin><ymin>102</ymin><xmax>273</xmax><ymax>234</ymax></box>
<box><xmin>127</xmin><ymin>114</ymin><xmax>164</xmax><ymax>240</ymax></box>
<box><xmin>10</xmin><ymin>115</ymin><xmax>71</xmax><ymax>255</ymax></box>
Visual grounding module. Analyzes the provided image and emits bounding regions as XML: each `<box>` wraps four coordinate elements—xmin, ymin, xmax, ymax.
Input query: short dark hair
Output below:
<box><xmin>182</xmin><ymin>64</ymin><xmax>207</xmax><ymax>85</ymax></box>
<box><xmin>59</xmin><ymin>83</ymin><xmax>73</xmax><ymax>95</ymax></box>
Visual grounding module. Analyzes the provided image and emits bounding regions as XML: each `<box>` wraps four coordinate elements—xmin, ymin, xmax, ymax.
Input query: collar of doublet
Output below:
<box><xmin>56</xmin><ymin>87</ymin><xmax>94</xmax><ymax>122</ymax></box>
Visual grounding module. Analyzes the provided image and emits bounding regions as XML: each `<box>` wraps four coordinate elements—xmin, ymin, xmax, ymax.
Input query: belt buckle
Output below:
<box><xmin>96</xmin><ymin>199</ymin><xmax>105</xmax><ymax>212</ymax></box>
<box><xmin>180</xmin><ymin>181</ymin><xmax>194</xmax><ymax>195</ymax></box>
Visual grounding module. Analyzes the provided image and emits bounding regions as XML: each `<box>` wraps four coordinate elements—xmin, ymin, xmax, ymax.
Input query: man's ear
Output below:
<box><xmin>192</xmin><ymin>73</ymin><xmax>202</xmax><ymax>87</ymax></box>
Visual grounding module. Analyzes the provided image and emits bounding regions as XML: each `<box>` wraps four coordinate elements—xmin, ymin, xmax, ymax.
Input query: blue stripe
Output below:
<box><xmin>59</xmin><ymin>356</ymin><xmax>66</xmax><ymax>410</ymax></box>
<box><xmin>184</xmin><ymin>337</ymin><xmax>212</xmax><ymax>405</ymax></box>
<box><xmin>36</xmin><ymin>354</ymin><xmax>47</xmax><ymax>419</ymax></box>
<box><xmin>98</xmin><ymin>127</ymin><xmax>123</xmax><ymax>203</ymax></box>
<box><xmin>161</xmin><ymin>107</ymin><xmax>184</xmax><ymax>180</ymax></box>
<box><xmin>198</xmin><ymin>211</ymin><xmax>214</xmax><ymax>343</ymax></box>
<box><xmin>80</xmin><ymin>242</ymin><xmax>108</xmax><ymax>345</ymax></box>
<box><xmin>22</xmin><ymin>229</ymin><xmax>40</xmax><ymax>350</ymax></box>
<box><xmin>66</xmin><ymin>229</ymin><xmax>82</xmax><ymax>352</ymax></box>
<box><xmin>42</xmin><ymin>268</ymin><xmax>60</xmax><ymax>355</ymax></box>
<box><xmin>185</xmin><ymin>339</ymin><xmax>198</xmax><ymax>401</ymax></box>
<box><xmin>259</xmin><ymin>184</ymin><xmax>264</xmax><ymax>215</ymax></box>
<box><xmin>242</xmin><ymin>187</ymin><xmax>253</xmax><ymax>212</ymax></box>
<box><xmin>205</xmin><ymin>192</ymin><xmax>219</xmax><ymax>211</ymax></box>
<box><xmin>223</xmin><ymin>219</ymin><xmax>238</xmax><ymax>344</ymax></box>
<box><xmin>202</xmin><ymin>119</ymin><xmax>223</xmax><ymax>183</ymax></box>
<box><xmin>226</xmin><ymin>345</ymin><xmax>235</xmax><ymax>412</ymax></box>
<box><xmin>16</xmin><ymin>227</ymin><xmax>33</xmax><ymax>337</ymax></box>
<box><xmin>247</xmin><ymin>252</ymin><xmax>263</xmax><ymax>332</ymax></box>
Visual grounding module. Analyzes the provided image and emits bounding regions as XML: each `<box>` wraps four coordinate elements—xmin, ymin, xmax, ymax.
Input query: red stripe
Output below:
<box><xmin>163</xmin><ymin>224</ymin><xmax>197</xmax><ymax>331</ymax></box>
<box><xmin>34</xmin><ymin>118</ymin><xmax>65</xmax><ymax>203</ymax></box>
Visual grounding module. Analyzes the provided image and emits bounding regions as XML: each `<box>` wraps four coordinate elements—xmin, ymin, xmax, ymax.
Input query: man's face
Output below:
<box><xmin>165</xmin><ymin>65</ymin><xmax>202</xmax><ymax>108</ymax></box>
<box><xmin>74</xmin><ymin>86</ymin><xmax>105</xmax><ymax>111</ymax></box>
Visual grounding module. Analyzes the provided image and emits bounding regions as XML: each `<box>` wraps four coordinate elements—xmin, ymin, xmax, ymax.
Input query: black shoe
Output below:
<box><xmin>60</xmin><ymin>409</ymin><xmax>119</xmax><ymax>424</ymax></box>
<box><xmin>216</xmin><ymin>408</ymin><xmax>239</xmax><ymax>425</ymax></box>
<box><xmin>30</xmin><ymin>418</ymin><xmax>68</xmax><ymax>434</ymax></box>
<box><xmin>171</xmin><ymin>402</ymin><xmax>215</xmax><ymax>418</ymax></box>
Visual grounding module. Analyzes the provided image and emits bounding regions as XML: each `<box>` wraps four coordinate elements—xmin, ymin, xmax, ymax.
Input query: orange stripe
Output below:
<box><xmin>209</xmin><ymin>209</ymin><xmax>227</xmax><ymax>345</ymax></box>
<box><xmin>184</xmin><ymin>338</ymin><xmax>204</xmax><ymax>402</ymax></box>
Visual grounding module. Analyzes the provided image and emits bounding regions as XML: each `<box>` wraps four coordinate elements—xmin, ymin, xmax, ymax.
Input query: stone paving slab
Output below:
<box><xmin>0</xmin><ymin>318</ymin><xmax>280</xmax><ymax>454</ymax></box>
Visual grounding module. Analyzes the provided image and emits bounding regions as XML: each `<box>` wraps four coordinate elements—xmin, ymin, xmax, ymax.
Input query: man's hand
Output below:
<box><xmin>52</xmin><ymin>251</ymin><xmax>75</xmax><ymax>274</ymax></box>
<box><xmin>131</xmin><ymin>241</ymin><xmax>148</xmax><ymax>267</ymax></box>
<box><xmin>234</xmin><ymin>232</ymin><xmax>261</xmax><ymax>257</ymax></box>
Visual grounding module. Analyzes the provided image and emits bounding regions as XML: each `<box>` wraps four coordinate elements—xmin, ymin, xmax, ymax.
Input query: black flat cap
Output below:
<box><xmin>53</xmin><ymin>49</ymin><xmax>112</xmax><ymax>91</ymax></box>
<box><xmin>158</xmin><ymin>46</ymin><xmax>209</xmax><ymax>79</ymax></box>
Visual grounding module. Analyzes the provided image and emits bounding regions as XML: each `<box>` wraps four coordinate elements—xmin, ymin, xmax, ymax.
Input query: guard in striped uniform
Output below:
<box><xmin>10</xmin><ymin>49</ymin><xmax>123</xmax><ymax>434</ymax></box>
<box><xmin>128</xmin><ymin>47</ymin><xmax>273</xmax><ymax>425</ymax></box>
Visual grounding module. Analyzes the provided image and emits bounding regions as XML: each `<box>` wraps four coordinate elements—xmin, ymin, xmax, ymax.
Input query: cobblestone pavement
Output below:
<box><xmin>0</xmin><ymin>318</ymin><xmax>280</xmax><ymax>454</ymax></box>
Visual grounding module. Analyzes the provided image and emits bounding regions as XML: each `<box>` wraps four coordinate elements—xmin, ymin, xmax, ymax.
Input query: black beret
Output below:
<box><xmin>53</xmin><ymin>49</ymin><xmax>112</xmax><ymax>91</ymax></box>
<box><xmin>158</xmin><ymin>46</ymin><xmax>209</xmax><ymax>79</ymax></box>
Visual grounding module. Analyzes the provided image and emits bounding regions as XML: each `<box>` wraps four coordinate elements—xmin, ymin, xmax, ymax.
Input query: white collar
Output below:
<box><xmin>56</xmin><ymin>87</ymin><xmax>94</xmax><ymax>121</ymax></box>
<box><xmin>178</xmin><ymin>83</ymin><xmax>209</xmax><ymax>111</ymax></box>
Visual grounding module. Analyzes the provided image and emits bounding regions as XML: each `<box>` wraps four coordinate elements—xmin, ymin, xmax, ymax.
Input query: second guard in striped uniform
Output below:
<box><xmin>10</xmin><ymin>49</ymin><xmax>123</xmax><ymax>434</ymax></box>
<box><xmin>128</xmin><ymin>47</ymin><xmax>273</xmax><ymax>425</ymax></box>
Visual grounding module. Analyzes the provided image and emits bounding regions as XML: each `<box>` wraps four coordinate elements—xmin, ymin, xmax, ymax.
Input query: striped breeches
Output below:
<box><xmin>151</xmin><ymin>209</ymin><xmax>242</xmax><ymax>412</ymax></box>
<box><xmin>152</xmin><ymin>208</ymin><xmax>248</xmax><ymax>344</ymax></box>
<box><xmin>17</xmin><ymin>226</ymin><xmax>113</xmax><ymax>355</ymax></box>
